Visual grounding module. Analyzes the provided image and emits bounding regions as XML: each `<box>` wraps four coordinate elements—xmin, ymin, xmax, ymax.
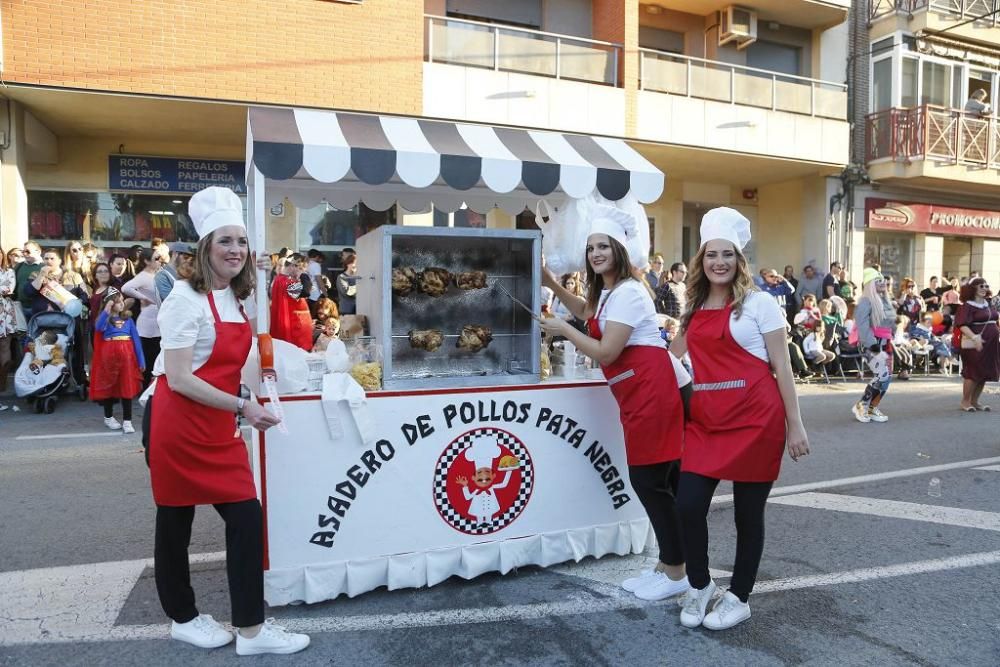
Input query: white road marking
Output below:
<box><xmin>768</xmin><ymin>492</ymin><xmax>1000</xmax><ymax>532</ymax></box>
<box><xmin>0</xmin><ymin>551</ymin><xmax>224</xmax><ymax>646</ymax></box>
<box><xmin>549</xmin><ymin>554</ymin><xmax>731</xmax><ymax>589</ymax></box>
<box><xmin>973</xmin><ymin>464</ymin><xmax>1000</xmax><ymax>472</ymax></box>
<box><xmin>713</xmin><ymin>455</ymin><xmax>1000</xmax><ymax>505</ymax></box>
<box><xmin>14</xmin><ymin>432</ymin><xmax>124</xmax><ymax>441</ymax></box>
<box><xmin>3</xmin><ymin>548</ymin><xmax>1000</xmax><ymax>645</ymax></box>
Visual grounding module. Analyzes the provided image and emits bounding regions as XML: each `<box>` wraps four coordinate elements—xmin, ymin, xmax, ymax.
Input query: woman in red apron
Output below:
<box><xmin>540</xmin><ymin>207</ymin><xmax>692</xmax><ymax>603</ymax></box>
<box><xmin>147</xmin><ymin>187</ymin><xmax>309</xmax><ymax>656</ymax></box>
<box><xmin>669</xmin><ymin>207</ymin><xmax>810</xmax><ymax>631</ymax></box>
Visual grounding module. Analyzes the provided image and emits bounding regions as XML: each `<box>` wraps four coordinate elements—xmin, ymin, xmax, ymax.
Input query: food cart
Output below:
<box><xmin>244</xmin><ymin>106</ymin><xmax>666</xmax><ymax>605</ymax></box>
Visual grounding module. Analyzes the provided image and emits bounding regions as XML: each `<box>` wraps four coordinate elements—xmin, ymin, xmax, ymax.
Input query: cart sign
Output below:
<box><xmin>866</xmin><ymin>198</ymin><xmax>1000</xmax><ymax>239</ymax></box>
<box><xmin>258</xmin><ymin>384</ymin><xmax>647</xmax><ymax>604</ymax></box>
<box><xmin>109</xmin><ymin>155</ymin><xmax>246</xmax><ymax>194</ymax></box>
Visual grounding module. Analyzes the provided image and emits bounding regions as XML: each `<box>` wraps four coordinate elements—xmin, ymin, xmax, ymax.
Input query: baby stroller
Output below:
<box><xmin>14</xmin><ymin>311</ymin><xmax>85</xmax><ymax>413</ymax></box>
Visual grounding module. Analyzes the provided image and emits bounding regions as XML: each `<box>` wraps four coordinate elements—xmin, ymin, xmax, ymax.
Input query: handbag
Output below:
<box><xmin>13</xmin><ymin>301</ymin><xmax>27</xmax><ymax>334</ymax></box>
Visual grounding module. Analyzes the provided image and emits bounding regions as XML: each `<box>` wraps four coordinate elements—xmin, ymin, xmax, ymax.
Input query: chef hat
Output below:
<box><xmin>587</xmin><ymin>205</ymin><xmax>639</xmax><ymax>250</ymax></box>
<box><xmin>699</xmin><ymin>207</ymin><xmax>751</xmax><ymax>252</ymax></box>
<box><xmin>189</xmin><ymin>186</ymin><xmax>245</xmax><ymax>239</ymax></box>
<box><xmin>464</xmin><ymin>434</ymin><xmax>501</xmax><ymax>471</ymax></box>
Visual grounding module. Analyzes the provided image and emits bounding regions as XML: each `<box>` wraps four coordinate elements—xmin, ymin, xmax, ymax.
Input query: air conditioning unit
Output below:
<box><xmin>719</xmin><ymin>6</ymin><xmax>758</xmax><ymax>50</ymax></box>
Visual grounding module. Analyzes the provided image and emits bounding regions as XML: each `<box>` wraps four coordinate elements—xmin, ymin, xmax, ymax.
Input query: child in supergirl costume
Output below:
<box><xmin>669</xmin><ymin>207</ymin><xmax>809</xmax><ymax>631</ymax></box>
<box><xmin>540</xmin><ymin>206</ymin><xmax>694</xmax><ymax>603</ymax></box>
<box><xmin>89</xmin><ymin>287</ymin><xmax>144</xmax><ymax>434</ymax></box>
<box><xmin>269</xmin><ymin>253</ymin><xmax>313</xmax><ymax>352</ymax></box>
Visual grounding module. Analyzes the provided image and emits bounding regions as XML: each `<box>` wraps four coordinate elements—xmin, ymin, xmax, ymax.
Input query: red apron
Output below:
<box><xmin>683</xmin><ymin>304</ymin><xmax>785</xmax><ymax>482</ymax></box>
<box><xmin>587</xmin><ymin>307</ymin><xmax>684</xmax><ymax>466</ymax></box>
<box><xmin>149</xmin><ymin>292</ymin><xmax>256</xmax><ymax>506</ymax></box>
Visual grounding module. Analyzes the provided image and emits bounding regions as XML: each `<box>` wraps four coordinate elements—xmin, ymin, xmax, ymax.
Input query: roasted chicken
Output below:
<box><xmin>391</xmin><ymin>267</ymin><xmax>418</xmax><ymax>296</ymax></box>
<box><xmin>408</xmin><ymin>329</ymin><xmax>445</xmax><ymax>352</ymax></box>
<box><xmin>456</xmin><ymin>325</ymin><xmax>493</xmax><ymax>353</ymax></box>
<box><xmin>418</xmin><ymin>267</ymin><xmax>452</xmax><ymax>297</ymax></box>
<box><xmin>454</xmin><ymin>270</ymin><xmax>488</xmax><ymax>290</ymax></box>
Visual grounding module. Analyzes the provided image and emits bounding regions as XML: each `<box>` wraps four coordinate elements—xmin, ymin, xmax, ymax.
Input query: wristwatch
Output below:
<box><xmin>236</xmin><ymin>397</ymin><xmax>246</xmax><ymax>415</ymax></box>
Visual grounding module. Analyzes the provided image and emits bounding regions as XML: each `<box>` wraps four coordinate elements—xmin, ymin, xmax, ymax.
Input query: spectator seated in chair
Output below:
<box><xmin>891</xmin><ymin>315</ymin><xmax>916</xmax><ymax>380</ymax></box>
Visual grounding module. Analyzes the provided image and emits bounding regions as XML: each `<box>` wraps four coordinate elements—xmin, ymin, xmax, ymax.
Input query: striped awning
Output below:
<box><xmin>246</xmin><ymin>107</ymin><xmax>664</xmax><ymax>213</ymax></box>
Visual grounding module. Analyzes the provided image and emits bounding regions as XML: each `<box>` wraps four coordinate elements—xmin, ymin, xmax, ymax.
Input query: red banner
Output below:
<box><xmin>865</xmin><ymin>198</ymin><xmax>1000</xmax><ymax>239</ymax></box>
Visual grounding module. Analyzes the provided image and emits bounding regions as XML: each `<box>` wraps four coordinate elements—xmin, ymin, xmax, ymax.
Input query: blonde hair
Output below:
<box><xmin>188</xmin><ymin>231</ymin><xmax>255</xmax><ymax>300</ymax></box>
<box><xmin>681</xmin><ymin>242</ymin><xmax>756</xmax><ymax>333</ymax></box>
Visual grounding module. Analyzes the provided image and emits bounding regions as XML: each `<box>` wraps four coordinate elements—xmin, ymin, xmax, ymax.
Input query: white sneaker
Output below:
<box><xmin>702</xmin><ymin>590</ymin><xmax>751</xmax><ymax>630</ymax></box>
<box><xmin>170</xmin><ymin>614</ymin><xmax>233</xmax><ymax>649</ymax></box>
<box><xmin>679</xmin><ymin>579</ymin><xmax>717</xmax><ymax>628</ymax></box>
<box><xmin>851</xmin><ymin>402</ymin><xmax>870</xmax><ymax>424</ymax></box>
<box><xmin>867</xmin><ymin>407</ymin><xmax>888</xmax><ymax>423</ymax></box>
<box><xmin>634</xmin><ymin>572</ymin><xmax>691</xmax><ymax>601</ymax></box>
<box><xmin>236</xmin><ymin>618</ymin><xmax>310</xmax><ymax>656</ymax></box>
<box><xmin>122</xmin><ymin>420</ymin><xmax>135</xmax><ymax>434</ymax></box>
<box><xmin>104</xmin><ymin>416</ymin><xmax>122</xmax><ymax>430</ymax></box>
<box><xmin>621</xmin><ymin>568</ymin><xmax>658</xmax><ymax>593</ymax></box>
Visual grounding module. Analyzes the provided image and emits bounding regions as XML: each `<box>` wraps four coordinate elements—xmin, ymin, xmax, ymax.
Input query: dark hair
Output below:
<box><xmin>960</xmin><ymin>277</ymin><xmax>989</xmax><ymax>303</ymax></box>
<box><xmin>341</xmin><ymin>247</ymin><xmax>355</xmax><ymax>255</ymax></box>
<box><xmin>307</xmin><ymin>249</ymin><xmax>324</xmax><ymax>260</ymax></box>
<box><xmin>188</xmin><ymin>231</ymin><xmax>255</xmax><ymax>300</ymax></box>
<box><xmin>929</xmin><ymin>275</ymin><xmax>938</xmax><ymax>282</ymax></box>
<box><xmin>137</xmin><ymin>247</ymin><xmax>155</xmax><ymax>272</ymax></box>
<box><xmin>91</xmin><ymin>262</ymin><xmax>112</xmax><ymax>287</ymax></box>
<box><xmin>669</xmin><ymin>262</ymin><xmax>685</xmax><ymax>273</ymax></box>
<box><xmin>584</xmin><ymin>236</ymin><xmax>632</xmax><ymax>313</ymax></box>
<box><xmin>342</xmin><ymin>251</ymin><xmax>357</xmax><ymax>267</ymax></box>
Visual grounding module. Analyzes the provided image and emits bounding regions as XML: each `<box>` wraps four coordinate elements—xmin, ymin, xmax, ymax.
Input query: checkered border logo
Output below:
<box><xmin>432</xmin><ymin>427</ymin><xmax>534</xmax><ymax>536</ymax></box>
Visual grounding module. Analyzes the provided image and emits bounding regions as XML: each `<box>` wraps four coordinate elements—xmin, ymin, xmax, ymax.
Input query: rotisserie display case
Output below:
<box><xmin>356</xmin><ymin>226</ymin><xmax>541</xmax><ymax>390</ymax></box>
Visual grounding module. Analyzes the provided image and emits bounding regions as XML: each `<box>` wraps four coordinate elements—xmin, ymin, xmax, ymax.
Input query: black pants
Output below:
<box><xmin>140</xmin><ymin>336</ymin><xmax>160</xmax><ymax>388</ymax></box>
<box><xmin>101</xmin><ymin>398</ymin><xmax>132</xmax><ymax>421</ymax></box>
<box><xmin>676</xmin><ymin>471</ymin><xmax>773</xmax><ymax>603</ymax></box>
<box><xmin>154</xmin><ymin>500</ymin><xmax>265</xmax><ymax>628</ymax></box>
<box><xmin>628</xmin><ymin>460</ymin><xmax>684</xmax><ymax>566</ymax></box>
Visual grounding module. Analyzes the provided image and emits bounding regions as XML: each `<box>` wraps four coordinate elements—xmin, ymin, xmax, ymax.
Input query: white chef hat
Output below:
<box><xmin>464</xmin><ymin>434</ymin><xmax>501</xmax><ymax>471</ymax></box>
<box><xmin>587</xmin><ymin>205</ymin><xmax>639</xmax><ymax>250</ymax></box>
<box><xmin>699</xmin><ymin>207</ymin><xmax>751</xmax><ymax>252</ymax></box>
<box><xmin>189</xmin><ymin>186</ymin><xmax>245</xmax><ymax>239</ymax></box>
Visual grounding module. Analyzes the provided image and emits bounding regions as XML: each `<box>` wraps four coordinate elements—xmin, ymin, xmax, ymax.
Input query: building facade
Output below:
<box><xmin>0</xmin><ymin>0</ymin><xmax>852</xmax><ymax>277</ymax></box>
<box><xmin>857</xmin><ymin>0</ymin><xmax>1000</xmax><ymax>290</ymax></box>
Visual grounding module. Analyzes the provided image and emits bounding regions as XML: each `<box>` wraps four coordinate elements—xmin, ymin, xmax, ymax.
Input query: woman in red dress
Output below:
<box><xmin>955</xmin><ymin>277</ymin><xmax>998</xmax><ymax>411</ymax></box>
<box><xmin>540</xmin><ymin>207</ymin><xmax>692</xmax><ymax>603</ymax></box>
<box><xmin>669</xmin><ymin>207</ymin><xmax>810</xmax><ymax>630</ymax></box>
<box><xmin>147</xmin><ymin>187</ymin><xmax>309</xmax><ymax>656</ymax></box>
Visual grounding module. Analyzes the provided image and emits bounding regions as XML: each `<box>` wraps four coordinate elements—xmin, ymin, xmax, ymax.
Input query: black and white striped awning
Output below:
<box><xmin>246</xmin><ymin>107</ymin><xmax>664</xmax><ymax>213</ymax></box>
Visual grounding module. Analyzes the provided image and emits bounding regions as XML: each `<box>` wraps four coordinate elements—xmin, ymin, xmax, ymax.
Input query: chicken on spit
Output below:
<box><xmin>408</xmin><ymin>329</ymin><xmax>445</xmax><ymax>352</ymax></box>
<box><xmin>456</xmin><ymin>325</ymin><xmax>493</xmax><ymax>353</ymax></box>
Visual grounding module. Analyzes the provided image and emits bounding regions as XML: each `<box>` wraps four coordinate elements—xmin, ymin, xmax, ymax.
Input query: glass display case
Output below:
<box><xmin>356</xmin><ymin>226</ymin><xmax>541</xmax><ymax>390</ymax></box>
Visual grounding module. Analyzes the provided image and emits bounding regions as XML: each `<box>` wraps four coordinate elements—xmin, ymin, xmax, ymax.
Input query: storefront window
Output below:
<box><xmin>297</xmin><ymin>203</ymin><xmax>396</xmax><ymax>250</ymax></box>
<box><xmin>864</xmin><ymin>232</ymin><xmax>912</xmax><ymax>289</ymax></box>
<box><xmin>27</xmin><ymin>191</ymin><xmax>227</xmax><ymax>247</ymax></box>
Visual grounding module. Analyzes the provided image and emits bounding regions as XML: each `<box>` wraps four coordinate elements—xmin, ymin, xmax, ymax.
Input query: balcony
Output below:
<box><xmin>866</xmin><ymin>105</ymin><xmax>1000</xmax><ymax>190</ymax></box>
<box><xmin>870</xmin><ymin>1</ymin><xmax>1000</xmax><ymax>43</ymax></box>
<box><xmin>636</xmin><ymin>49</ymin><xmax>849</xmax><ymax>165</ymax></box>
<box><xmin>423</xmin><ymin>15</ymin><xmax>626</xmax><ymax>135</ymax></box>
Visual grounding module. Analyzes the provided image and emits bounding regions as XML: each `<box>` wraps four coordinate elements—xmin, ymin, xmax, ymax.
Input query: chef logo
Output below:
<box><xmin>433</xmin><ymin>427</ymin><xmax>533</xmax><ymax>535</ymax></box>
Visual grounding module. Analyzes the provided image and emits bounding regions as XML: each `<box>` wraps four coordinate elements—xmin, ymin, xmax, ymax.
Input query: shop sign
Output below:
<box><xmin>261</xmin><ymin>386</ymin><xmax>642</xmax><ymax>572</ymax></box>
<box><xmin>866</xmin><ymin>198</ymin><xmax>1000</xmax><ymax>239</ymax></box>
<box><xmin>108</xmin><ymin>155</ymin><xmax>245</xmax><ymax>194</ymax></box>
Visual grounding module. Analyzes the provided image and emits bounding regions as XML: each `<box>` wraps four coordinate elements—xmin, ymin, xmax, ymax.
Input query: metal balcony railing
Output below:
<box><xmin>638</xmin><ymin>48</ymin><xmax>847</xmax><ymax>120</ymax></box>
<box><xmin>870</xmin><ymin>0</ymin><xmax>1000</xmax><ymax>26</ymax></box>
<box><xmin>866</xmin><ymin>105</ymin><xmax>1000</xmax><ymax>169</ymax></box>
<box><xmin>425</xmin><ymin>15</ymin><xmax>622</xmax><ymax>86</ymax></box>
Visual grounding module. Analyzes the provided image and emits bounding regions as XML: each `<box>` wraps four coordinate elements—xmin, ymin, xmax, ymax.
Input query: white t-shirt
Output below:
<box><xmin>725</xmin><ymin>291</ymin><xmax>787</xmax><ymax>363</ymax></box>
<box><xmin>152</xmin><ymin>281</ymin><xmax>257</xmax><ymax>376</ymax></box>
<box><xmin>596</xmin><ymin>279</ymin><xmax>664</xmax><ymax>349</ymax></box>
<box><xmin>307</xmin><ymin>260</ymin><xmax>322</xmax><ymax>301</ymax></box>
<box><xmin>595</xmin><ymin>279</ymin><xmax>691</xmax><ymax>387</ymax></box>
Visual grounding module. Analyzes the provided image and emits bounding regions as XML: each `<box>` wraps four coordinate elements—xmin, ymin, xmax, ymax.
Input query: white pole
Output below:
<box><xmin>251</xmin><ymin>166</ymin><xmax>268</xmax><ymax>335</ymax></box>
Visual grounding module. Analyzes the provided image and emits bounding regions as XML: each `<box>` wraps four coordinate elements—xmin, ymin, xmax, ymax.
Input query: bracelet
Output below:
<box><xmin>236</xmin><ymin>397</ymin><xmax>246</xmax><ymax>415</ymax></box>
